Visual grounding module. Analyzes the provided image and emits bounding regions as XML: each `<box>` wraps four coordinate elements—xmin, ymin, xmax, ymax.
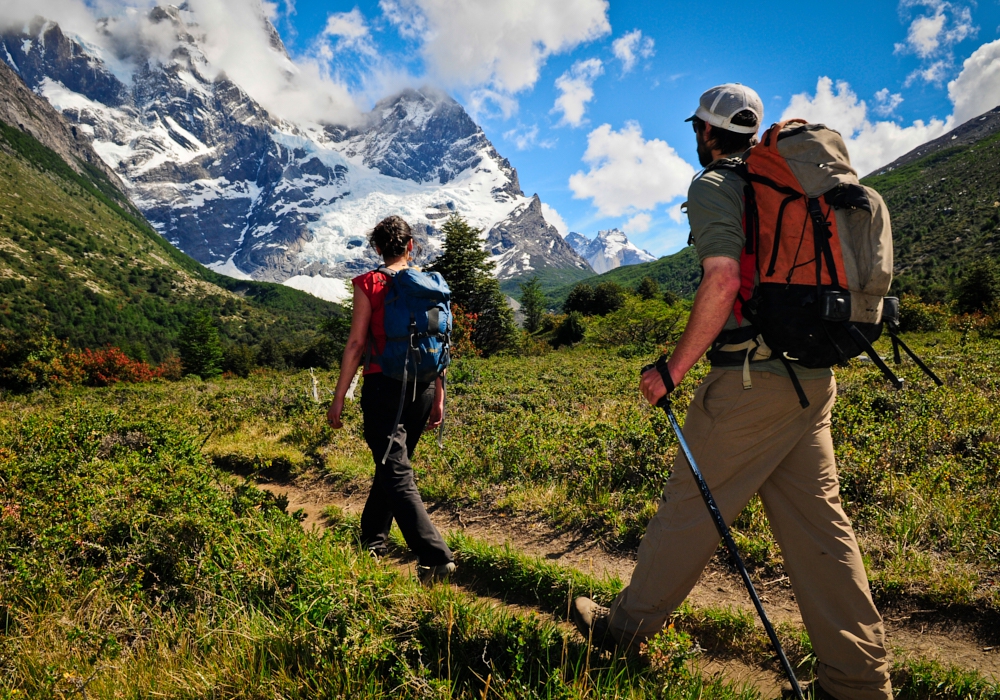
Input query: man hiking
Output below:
<box><xmin>570</xmin><ymin>84</ymin><xmax>893</xmax><ymax>700</ymax></box>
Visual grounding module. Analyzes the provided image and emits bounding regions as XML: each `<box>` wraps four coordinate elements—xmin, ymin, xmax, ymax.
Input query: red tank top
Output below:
<box><xmin>352</xmin><ymin>269</ymin><xmax>390</xmax><ymax>375</ymax></box>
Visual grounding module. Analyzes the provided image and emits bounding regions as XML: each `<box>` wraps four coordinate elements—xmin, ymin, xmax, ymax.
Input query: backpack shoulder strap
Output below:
<box><xmin>703</xmin><ymin>157</ymin><xmax>749</xmax><ymax>181</ymax></box>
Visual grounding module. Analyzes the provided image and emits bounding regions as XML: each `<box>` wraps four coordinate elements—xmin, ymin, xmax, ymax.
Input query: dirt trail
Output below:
<box><xmin>257</xmin><ymin>478</ymin><xmax>1000</xmax><ymax>683</ymax></box>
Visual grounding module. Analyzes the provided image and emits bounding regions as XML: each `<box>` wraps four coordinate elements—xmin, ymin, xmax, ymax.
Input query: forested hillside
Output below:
<box><xmin>865</xmin><ymin>127</ymin><xmax>1000</xmax><ymax>300</ymax></box>
<box><xmin>0</xmin><ymin>117</ymin><xmax>343</xmax><ymax>362</ymax></box>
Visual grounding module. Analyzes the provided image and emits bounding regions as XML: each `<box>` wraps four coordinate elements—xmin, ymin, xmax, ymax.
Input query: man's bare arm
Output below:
<box><xmin>640</xmin><ymin>256</ymin><xmax>741</xmax><ymax>405</ymax></box>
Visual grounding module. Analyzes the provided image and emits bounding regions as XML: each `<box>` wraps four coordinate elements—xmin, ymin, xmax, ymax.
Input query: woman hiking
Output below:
<box><xmin>327</xmin><ymin>215</ymin><xmax>456</xmax><ymax>585</ymax></box>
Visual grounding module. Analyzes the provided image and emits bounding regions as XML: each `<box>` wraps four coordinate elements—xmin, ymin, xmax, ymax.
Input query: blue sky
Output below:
<box><xmin>147</xmin><ymin>0</ymin><xmax>1000</xmax><ymax>256</ymax></box>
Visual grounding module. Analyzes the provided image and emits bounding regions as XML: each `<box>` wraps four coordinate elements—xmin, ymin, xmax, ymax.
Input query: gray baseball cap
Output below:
<box><xmin>685</xmin><ymin>83</ymin><xmax>763</xmax><ymax>135</ymax></box>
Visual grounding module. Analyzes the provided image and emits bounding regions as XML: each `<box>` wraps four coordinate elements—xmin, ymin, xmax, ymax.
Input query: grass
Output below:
<box><xmin>5</xmin><ymin>325</ymin><xmax>999</xmax><ymax>618</ymax></box>
<box><xmin>323</xmin><ymin>508</ymin><xmax>1000</xmax><ymax>699</ymax></box>
<box><xmin>0</xmin><ymin>405</ymin><xmax>770</xmax><ymax>699</ymax></box>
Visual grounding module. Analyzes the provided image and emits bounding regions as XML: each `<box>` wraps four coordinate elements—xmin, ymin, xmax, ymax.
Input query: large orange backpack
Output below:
<box><xmin>707</xmin><ymin>120</ymin><xmax>939</xmax><ymax>405</ymax></box>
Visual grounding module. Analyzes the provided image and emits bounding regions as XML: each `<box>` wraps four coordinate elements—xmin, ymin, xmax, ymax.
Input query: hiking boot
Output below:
<box><xmin>417</xmin><ymin>561</ymin><xmax>456</xmax><ymax>586</ymax></box>
<box><xmin>781</xmin><ymin>679</ymin><xmax>838</xmax><ymax>700</ymax></box>
<box><xmin>570</xmin><ymin>597</ymin><xmax>612</xmax><ymax>646</ymax></box>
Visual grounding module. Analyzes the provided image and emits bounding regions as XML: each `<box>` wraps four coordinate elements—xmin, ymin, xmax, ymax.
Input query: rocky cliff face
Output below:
<box><xmin>0</xmin><ymin>48</ymin><xmax>121</xmax><ymax>188</ymax></box>
<box><xmin>487</xmin><ymin>195</ymin><xmax>593</xmax><ymax>278</ymax></box>
<box><xmin>1</xmin><ymin>8</ymin><xmax>588</xmax><ymax>301</ymax></box>
<box><xmin>566</xmin><ymin>228</ymin><xmax>656</xmax><ymax>274</ymax></box>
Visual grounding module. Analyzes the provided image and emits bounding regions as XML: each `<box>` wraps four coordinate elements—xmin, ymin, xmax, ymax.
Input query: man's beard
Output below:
<box><xmin>696</xmin><ymin>131</ymin><xmax>714</xmax><ymax>167</ymax></box>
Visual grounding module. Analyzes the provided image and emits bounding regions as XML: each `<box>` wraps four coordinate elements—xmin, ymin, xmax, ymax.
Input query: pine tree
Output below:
<box><xmin>519</xmin><ymin>276</ymin><xmax>545</xmax><ymax>333</ymax></box>
<box><xmin>428</xmin><ymin>214</ymin><xmax>517</xmax><ymax>355</ymax></box>
<box><xmin>954</xmin><ymin>258</ymin><xmax>1000</xmax><ymax>314</ymax></box>
<box><xmin>178</xmin><ymin>310</ymin><xmax>224</xmax><ymax>378</ymax></box>
<box><xmin>428</xmin><ymin>214</ymin><xmax>493</xmax><ymax>308</ymax></box>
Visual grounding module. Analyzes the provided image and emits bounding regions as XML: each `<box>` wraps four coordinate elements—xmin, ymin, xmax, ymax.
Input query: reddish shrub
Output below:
<box><xmin>451</xmin><ymin>304</ymin><xmax>480</xmax><ymax>359</ymax></box>
<box><xmin>71</xmin><ymin>347</ymin><xmax>157</xmax><ymax>386</ymax></box>
<box><xmin>155</xmin><ymin>355</ymin><xmax>184</xmax><ymax>381</ymax></box>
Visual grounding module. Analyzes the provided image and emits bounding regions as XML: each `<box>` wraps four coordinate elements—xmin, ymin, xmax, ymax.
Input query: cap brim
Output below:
<box><xmin>684</xmin><ymin>115</ymin><xmax>695</xmax><ymax>122</ymax></box>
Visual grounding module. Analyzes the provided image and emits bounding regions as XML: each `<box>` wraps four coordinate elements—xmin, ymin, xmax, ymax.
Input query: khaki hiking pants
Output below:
<box><xmin>608</xmin><ymin>369</ymin><xmax>892</xmax><ymax>700</ymax></box>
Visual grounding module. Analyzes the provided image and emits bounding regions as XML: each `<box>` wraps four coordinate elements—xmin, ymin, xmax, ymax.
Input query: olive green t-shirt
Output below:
<box><xmin>687</xmin><ymin>163</ymin><xmax>833</xmax><ymax>379</ymax></box>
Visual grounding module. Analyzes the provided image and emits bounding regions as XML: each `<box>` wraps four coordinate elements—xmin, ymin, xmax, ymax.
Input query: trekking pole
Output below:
<box><xmin>642</xmin><ymin>367</ymin><xmax>805</xmax><ymax>700</ymax></box>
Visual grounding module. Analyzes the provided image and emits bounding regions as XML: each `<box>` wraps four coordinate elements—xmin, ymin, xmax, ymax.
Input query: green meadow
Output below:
<box><xmin>2</xmin><ymin>320</ymin><xmax>999</xmax><ymax>697</ymax></box>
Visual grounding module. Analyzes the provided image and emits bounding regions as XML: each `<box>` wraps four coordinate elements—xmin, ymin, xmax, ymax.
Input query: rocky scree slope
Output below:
<box><xmin>2</xmin><ymin>10</ymin><xmax>589</xmax><ymax>302</ymax></box>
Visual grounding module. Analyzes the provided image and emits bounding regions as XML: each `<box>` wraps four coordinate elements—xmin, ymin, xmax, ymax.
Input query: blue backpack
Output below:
<box><xmin>371</xmin><ymin>266</ymin><xmax>452</xmax><ymax>461</ymax></box>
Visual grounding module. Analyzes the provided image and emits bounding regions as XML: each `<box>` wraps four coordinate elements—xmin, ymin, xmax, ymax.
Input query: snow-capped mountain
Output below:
<box><xmin>1</xmin><ymin>10</ymin><xmax>589</xmax><ymax>302</ymax></box>
<box><xmin>566</xmin><ymin>228</ymin><xmax>657</xmax><ymax>274</ymax></box>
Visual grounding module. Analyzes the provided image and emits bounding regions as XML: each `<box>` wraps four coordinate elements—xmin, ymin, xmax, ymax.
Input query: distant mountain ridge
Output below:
<box><xmin>1</xmin><ymin>8</ymin><xmax>589</xmax><ymax>301</ymax></box>
<box><xmin>872</xmin><ymin>104</ymin><xmax>1000</xmax><ymax>176</ymax></box>
<box><xmin>565</xmin><ymin>228</ymin><xmax>656</xmax><ymax>273</ymax></box>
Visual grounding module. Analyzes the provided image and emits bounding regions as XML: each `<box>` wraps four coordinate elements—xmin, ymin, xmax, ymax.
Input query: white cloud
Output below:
<box><xmin>379</xmin><ymin>0</ymin><xmax>610</xmax><ymax>95</ymax></box>
<box><xmin>504</xmin><ymin>124</ymin><xmax>539</xmax><ymax>150</ymax></box>
<box><xmin>568</xmin><ymin>121</ymin><xmax>696</xmax><ymax>217</ymax></box>
<box><xmin>323</xmin><ymin>8</ymin><xmax>372</xmax><ymax>52</ymax></box>
<box><xmin>0</xmin><ymin>0</ymin><xmax>365</xmax><ymax>125</ymax></box>
<box><xmin>948</xmin><ymin>38</ymin><xmax>1000</xmax><ymax>124</ymax></box>
<box><xmin>611</xmin><ymin>29</ymin><xmax>654</xmax><ymax>74</ymax></box>
<box><xmin>782</xmin><ymin>77</ymin><xmax>952</xmax><ymax>175</ymax></box>
<box><xmin>905</xmin><ymin>59</ymin><xmax>951</xmax><ymax>86</ymax></box>
<box><xmin>623</xmin><ymin>212</ymin><xmax>651</xmax><ymax>234</ymax></box>
<box><xmin>894</xmin><ymin>1</ymin><xmax>977</xmax><ymax>85</ymax></box>
<box><xmin>502</xmin><ymin>123</ymin><xmax>556</xmax><ymax>151</ymax></box>
<box><xmin>541</xmin><ymin>202</ymin><xmax>569</xmax><ymax>236</ymax></box>
<box><xmin>873</xmin><ymin>88</ymin><xmax>904</xmax><ymax>116</ymax></box>
<box><xmin>552</xmin><ymin>58</ymin><xmax>603</xmax><ymax>127</ymax></box>
<box><xmin>466</xmin><ymin>88</ymin><xmax>519</xmax><ymax>120</ymax></box>
<box><xmin>667</xmin><ymin>202</ymin><xmax>685</xmax><ymax>224</ymax></box>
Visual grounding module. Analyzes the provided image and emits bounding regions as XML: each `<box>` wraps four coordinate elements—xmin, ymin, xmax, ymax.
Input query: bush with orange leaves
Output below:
<box><xmin>0</xmin><ymin>329</ymin><xmax>180</xmax><ymax>392</ymax></box>
<box><xmin>450</xmin><ymin>304</ymin><xmax>480</xmax><ymax>359</ymax></box>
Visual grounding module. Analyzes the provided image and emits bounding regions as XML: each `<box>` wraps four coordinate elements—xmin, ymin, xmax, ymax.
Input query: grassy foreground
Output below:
<box><xmin>4</xmin><ymin>329</ymin><xmax>999</xmax><ymax>616</ymax></box>
<box><xmin>2</xmin><ymin>330</ymin><xmax>998</xmax><ymax>696</ymax></box>
<box><xmin>0</xmin><ymin>406</ymin><xmax>768</xmax><ymax>698</ymax></box>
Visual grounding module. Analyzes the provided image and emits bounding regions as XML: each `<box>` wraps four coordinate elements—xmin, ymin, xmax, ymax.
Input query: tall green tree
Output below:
<box><xmin>472</xmin><ymin>278</ymin><xmax>519</xmax><ymax>356</ymax></box>
<box><xmin>954</xmin><ymin>258</ymin><xmax>1000</xmax><ymax>314</ymax></box>
<box><xmin>429</xmin><ymin>214</ymin><xmax>517</xmax><ymax>356</ymax></box>
<box><xmin>178</xmin><ymin>310</ymin><xmax>224</xmax><ymax>379</ymax></box>
<box><xmin>518</xmin><ymin>276</ymin><xmax>545</xmax><ymax>333</ymax></box>
<box><xmin>428</xmin><ymin>214</ymin><xmax>493</xmax><ymax>308</ymax></box>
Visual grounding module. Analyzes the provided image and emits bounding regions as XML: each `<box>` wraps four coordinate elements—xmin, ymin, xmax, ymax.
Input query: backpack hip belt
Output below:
<box><xmin>711</xmin><ymin>331</ymin><xmax>773</xmax><ymax>390</ymax></box>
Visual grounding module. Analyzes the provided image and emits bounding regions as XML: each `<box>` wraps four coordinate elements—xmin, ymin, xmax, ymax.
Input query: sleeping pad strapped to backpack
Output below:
<box><xmin>372</xmin><ymin>266</ymin><xmax>452</xmax><ymax>463</ymax></box>
<box><xmin>706</xmin><ymin>119</ymin><xmax>940</xmax><ymax>407</ymax></box>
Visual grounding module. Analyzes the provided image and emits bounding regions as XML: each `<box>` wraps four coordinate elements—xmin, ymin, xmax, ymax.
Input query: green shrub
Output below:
<box><xmin>898</xmin><ymin>293</ymin><xmax>950</xmax><ymax>332</ymax></box>
<box><xmin>586</xmin><ymin>297</ymin><xmax>687</xmax><ymax>353</ymax></box>
<box><xmin>563</xmin><ymin>283</ymin><xmax>595</xmax><ymax>314</ymax></box>
<box><xmin>954</xmin><ymin>257</ymin><xmax>1000</xmax><ymax>314</ymax></box>
<box><xmin>636</xmin><ymin>276</ymin><xmax>660</xmax><ymax>301</ymax></box>
<box><xmin>554</xmin><ymin>311</ymin><xmax>586</xmax><ymax>346</ymax></box>
<box><xmin>223</xmin><ymin>343</ymin><xmax>258</xmax><ymax>378</ymax></box>
<box><xmin>592</xmin><ymin>281</ymin><xmax>627</xmax><ymax>315</ymax></box>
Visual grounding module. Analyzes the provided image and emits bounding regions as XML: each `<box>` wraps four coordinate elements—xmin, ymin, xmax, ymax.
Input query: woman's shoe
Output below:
<box><xmin>417</xmin><ymin>561</ymin><xmax>456</xmax><ymax>586</ymax></box>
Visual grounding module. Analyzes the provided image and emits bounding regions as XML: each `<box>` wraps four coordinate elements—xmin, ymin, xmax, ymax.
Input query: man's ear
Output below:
<box><xmin>407</xmin><ymin>239</ymin><xmax>414</xmax><ymax>252</ymax></box>
<box><xmin>702</xmin><ymin>123</ymin><xmax>714</xmax><ymax>142</ymax></box>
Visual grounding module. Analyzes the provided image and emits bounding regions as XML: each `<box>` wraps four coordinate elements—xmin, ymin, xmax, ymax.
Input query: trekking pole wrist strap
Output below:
<box><xmin>655</xmin><ymin>354</ymin><xmax>675</xmax><ymax>395</ymax></box>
